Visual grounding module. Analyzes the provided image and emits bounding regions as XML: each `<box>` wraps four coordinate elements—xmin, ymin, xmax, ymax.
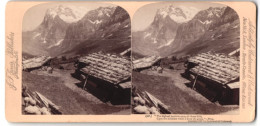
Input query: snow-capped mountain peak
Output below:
<box><xmin>207</xmin><ymin>7</ymin><xmax>225</xmax><ymax>17</ymax></box>
<box><xmin>157</xmin><ymin>5</ymin><xmax>199</xmax><ymax>23</ymax></box>
<box><xmin>96</xmin><ymin>6</ymin><xmax>116</xmax><ymax>17</ymax></box>
<box><xmin>46</xmin><ymin>5</ymin><xmax>88</xmax><ymax>23</ymax></box>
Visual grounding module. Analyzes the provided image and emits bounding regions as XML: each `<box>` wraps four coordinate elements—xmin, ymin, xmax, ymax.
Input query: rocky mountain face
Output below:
<box><xmin>172</xmin><ymin>6</ymin><xmax>240</xmax><ymax>57</ymax></box>
<box><xmin>132</xmin><ymin>6</ymin><xmax>199</xmax><ymax>56</ymax></box>
<box><xmin>23</xmin><ymin>5</ymin><xmax>85</xmax><ymax>56</ymax></box>
<box><xmin>132</xmin><ymin>6</ymin><xmax>240</xmax><ymax>57</ymax></box>
<box><xmin>23</xmin><ymin>5</ymin><xmax>131</xmax><ymax>57</ymax></box>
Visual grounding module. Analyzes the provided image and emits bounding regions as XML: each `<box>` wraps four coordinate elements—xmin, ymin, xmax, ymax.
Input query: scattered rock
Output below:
<box><xmin>149</xmin><ymin>107</ymin><xmax>160</xmax><ymax>114</ymax></box>
<box><xmin>133</xmin><ymin>97</ymin><xmax>139</xmax><ymax>103</ymax></box>
<box><xmin>40</xmin><ymin>107</ymin><xmax>51</xmax><ymax>115</ymax></box>
<box><xmin>24</xmin><ymin>105</ymin><xmax>40</xmax><ymax>114</ymax></box>
<box><xmin>24</xmin><ymin>97</ymin><xmax>36</xmax><ymax>106</ymax></box>
<box><xmin>139</xmin><ymin>99</ymin><xmax>145</xmax><ymax>105</ymax></box>
<box><xmin>134</xmin><ymin>105</ymin><xmax>149</xmax><ymax>114</ymax></box>
<box><xmin>29</xmin><ymin>98</ymin><xmax>36</xmax><ymax>106</ymax></box>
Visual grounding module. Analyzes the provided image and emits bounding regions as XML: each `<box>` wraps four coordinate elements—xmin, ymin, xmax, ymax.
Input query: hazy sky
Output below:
<box><xmin>23</xmin><ymin>2</ymin><xmax>116</xmax><ymax>31</ymax></box>
<box><xmin>132</xmin><ymin>2</ymin><xmax>226</xmax><ymax>32</ymax></box>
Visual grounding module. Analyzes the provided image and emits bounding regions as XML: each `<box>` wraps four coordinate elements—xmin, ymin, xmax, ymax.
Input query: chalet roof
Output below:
<box><xmin>79</xmin><ymin>52</ymin><xmax>131</xmax><ymax>85</ymax></box>
<box><xmin>133</xmin><ymin>56</ymin><xmax>161</xmax><ymax>69</ymax></box>
<box><xmin>188</xmin><ymin>53</ymin><xmax>239</xmax><ymax>85</ymax></box>
<box><xmin>22</xmin><ymin>56</ymin><xmax>52</xmax><ymax>70</ymax></box>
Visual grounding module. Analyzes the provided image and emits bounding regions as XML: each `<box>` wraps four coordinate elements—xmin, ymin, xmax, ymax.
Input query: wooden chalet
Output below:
<box><xmin>133</xmin><ymin>56</ymin><xmax>161</xmax><ymax>71</ymax></box>
<box><xmin>75</xmin><ymin>52</ymin><xmax>131</xmax><ymax>104</ymax></box>
<box><xmin>22</xmin><ymin>56</ymin><xmax>52</xmax><ymax>71</ymax></box>
<box><xmin>185</xmin><ymin>52</ymin><xmax>240</xmax><ymax>105</ymax></box>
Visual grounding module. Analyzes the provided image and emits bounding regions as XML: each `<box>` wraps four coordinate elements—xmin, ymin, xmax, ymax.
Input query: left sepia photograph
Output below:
<box><xmin>22</xmin><ymin>2</ymin><xmax>131</xmax><ymax>115</ymax></box>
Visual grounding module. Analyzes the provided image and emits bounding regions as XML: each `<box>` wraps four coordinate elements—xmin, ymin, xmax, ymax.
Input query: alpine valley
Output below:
<box><xmin>23</xmin><ymin>5</ymin><xmax>131</xmax><ymax>57</ymax></box>
<box><xmin>132</xmin><ymin>5</ymin><xmax>240</xmax><ymax>58</ymax></box>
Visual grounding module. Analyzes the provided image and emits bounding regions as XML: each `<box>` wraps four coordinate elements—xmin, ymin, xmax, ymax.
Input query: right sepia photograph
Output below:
<box><xmin>132</xmin><ymin>2</ymin><xmax>240</xmax><ymax>114</ymax></box>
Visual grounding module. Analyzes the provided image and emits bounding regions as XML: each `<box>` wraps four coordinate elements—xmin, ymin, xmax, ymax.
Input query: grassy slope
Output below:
<box><xmin>22</xmin><ymin>71</ymin><xmax>128</xmax><ymax>115</ymax></box>
<box><xmin>132</xmin><ymin>71</ymin><xmax>238</xmax><ymax>114</ymax></box>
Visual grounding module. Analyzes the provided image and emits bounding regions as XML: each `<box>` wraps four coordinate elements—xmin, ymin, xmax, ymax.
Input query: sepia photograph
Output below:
<box><xmin>4</xmin><ymin>0</ymin><xmax>257</xmax><ymax>123</ymax></box>
<box><xmin>132</xmin><ymin>2</ymin><xmax>240</xmax><ymax>114</ymax></box>
<box><xmin>22</xmin><ymin>2</ymin><xmax>131</xmax><ymax>115</ymax></box>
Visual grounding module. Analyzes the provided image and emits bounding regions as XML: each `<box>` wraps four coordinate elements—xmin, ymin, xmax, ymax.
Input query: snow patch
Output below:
<box><xmin>232</xmin><ymin>25</ymin><xmax>239</xmax><ymax>29</ymax></box>
<box><xmin>208</xmin><ymin>12</ymin><xmax>213</xmax><ymax>17</ymax></box>
<box><xmin>159</xmin><ymin>11</ymin><xmax>168</xmax><ymax>18</ymax></box>
<box><xmin>165</xmin><ymin>39</ymin><xmax>174</xmax><ymax>46</ymax></box>
<box><xmin>158</xmin><ymin>39</ymin><xmax>174</xmax><ymax>49</ymax></box>
<box><xmin>55</xmin><ymin>39</ymin><xmax>64</xmax><ymax>46</ymax></box>
<box><xmin>98</xmin><ymin>10</ymin><xmax>104</xmax><ymax>17</ymax></box>
<box><xmin>107</xmin><ymin>34</ymin><xmax>113</xmax><ymax>37</ymax></box>
<box><xmin>33</xmin><ymin>33</ymin><xmax>41</xmax><ymax>39</ymax></box>
<box><xmin>144</xmin><ymin>33</ymin><xmax>151</xmax><ymax>39</ymax></box>
<box><xmin>88</xmin><ymin>19</ymin><xmax>103</xmax><ymax>24</ymax></box>
<box><xmin>157</xmin><ymin>5</ymin><xmax>199</xmax><ymax>23</ymax></box>
<box><xmin>43</xmin><ymin>38</ymin><xmax>47</xmax><ymax>44</ymax></box>
<box><xmin>106</xmin><ymin>13</ymin><xmax>110</xmax><ymax>17</ymax></box>
<box><xmin>216</xmin><ymin>34</ymin><xmax>222</xmax><ymax>38</ymax></box>
<box><xmin>47</xmin><ymin>39</ymin><xmax>64</xmax><ymax>49</ymax></box>
<box><xmin>153</xmin><ymin>38</ymin><xmax>157</xmax><ymax>44</ymax></box>
<box><xmin>199</xmin><ymin>20</ymin><xmax>212</xmax><ymax>24</ymax></box>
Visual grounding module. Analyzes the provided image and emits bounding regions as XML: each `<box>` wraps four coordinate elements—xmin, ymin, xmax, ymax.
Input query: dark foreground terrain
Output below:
<box><xmin>132</xmin><ymin>69</ymin><xmax>239</xmax><ymax>114</ymax></box>
<box><xmin>22</xmin><ymin>68</ymin><xmax>130</xmax><ymax>115</ymax></box>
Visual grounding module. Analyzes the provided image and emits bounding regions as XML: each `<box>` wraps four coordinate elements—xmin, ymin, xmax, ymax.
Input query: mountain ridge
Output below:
<box><xmin>23</xmin><ymin>5</ymin><xmax>130</xmax><ymax>57</ymax></box>
<box><xmin>132</xmin><ymin>6</ymin><xmax>240</xmax><ymax>58</ymax></box>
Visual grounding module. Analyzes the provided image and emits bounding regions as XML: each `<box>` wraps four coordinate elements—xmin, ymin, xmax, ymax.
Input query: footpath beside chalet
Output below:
<box><xmin>184</xmin><ymin>53</ymin><xmax>240</xmax><ymax>105</ymax></box>
<box><xmin>74</xmin><ymin>52</ymin><xmax>131</xmax><ymax>104</ymax></box>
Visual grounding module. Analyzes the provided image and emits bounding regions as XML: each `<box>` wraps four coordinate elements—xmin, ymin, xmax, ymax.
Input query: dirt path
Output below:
<box><xmin>33</xmin><ymin>69</ymin><xmax>103</xmax><ymax>104</ymax></box>
<box><xmin>56</xmin><ymin>69</ymin><xmax>103</xmax><ymax>104</ymax></box>
<box><xmin>141</xmin><ymin>69</ymin><xmax>211</xmax><ymax>104</ymax></box>
<box><xmin>163</xmin><ymin>69</ymin><xmax>212</xmax><ymax>104</ymax></box>
<box><xmin>135</xmin><ymin>69</ymin><xmax>239</xmax><ymax>114</ymax></box>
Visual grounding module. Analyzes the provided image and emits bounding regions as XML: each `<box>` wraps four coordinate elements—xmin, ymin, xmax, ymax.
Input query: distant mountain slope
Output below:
<box><xmin>59</xmin><ymin>6</ymin><xmax>131</xmax><ymax>56</ymax></box>
<box><xmin>132</xmin><ymin>6</ymin><xmax>198</xmax><ymax>56</ymax></box>
<box><xmin>23</xmin><ymin>5</ymin><xmax>131</xmax><ymax>57</ymax></box>
<box><xmin>132</xmin><ymin>6</ymin><xmax>240</xmax><ymax>58</ymax></box>
<box><xmin>171</xmin><ymin>7</ymin><xmax>240</xmax><ymax>57</ymax></box>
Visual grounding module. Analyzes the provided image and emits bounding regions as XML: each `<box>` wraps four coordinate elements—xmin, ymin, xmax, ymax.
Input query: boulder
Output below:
<box><xmin>133</xmin><ymin>97</ymin><xmax>139</xmax><ymax>103</ymax></box>
<box><xmin>139</xmin><ymin>99</ymin><xmax>146</xmax><ymax>105</ymax></box>
<box><xmin>29</xmin><ymin>98</ymin><xmax>36</xmax><ymax>106</ymax></box>
<box><xmin>134</xmin><ymin>105</ymin><xmax>149</xmax><ymax>114</ymax></box>
<box><xmin>24</xmin><ymin>105</ymin><xmax>40</xmax><ymax>114</ymax></box>
<box><xmin>40</xmin><ymin>107</ymin><xmax>51</xmax><ymax>115</ymax></box>
<box><xmin>24</xmin><ymin>97</ymin><xmax>36</xmax><ymax>106</ymax></box>
<box><xmin>148</xmin><ymin>107</ymin><xmax>160</xmax><ymax>114</ymax></box>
